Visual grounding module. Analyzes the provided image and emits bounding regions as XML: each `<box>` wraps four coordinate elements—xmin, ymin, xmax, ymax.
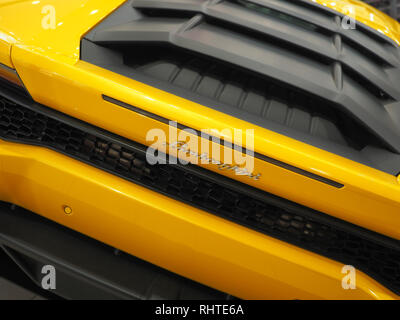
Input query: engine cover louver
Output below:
<box><xmin>0</xmin><ymin>82</ymin><xmax>399</xmax><ymax>296</ymax></box>
<box><xmin>81</xmin><ymin>0</ymin><xmax>400</xmax><ymax>175</ymax></box>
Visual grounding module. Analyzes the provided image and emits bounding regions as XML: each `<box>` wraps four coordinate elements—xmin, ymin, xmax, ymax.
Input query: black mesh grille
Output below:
<box><xmin>0</xmin><ymin>92</ymin><xmax>399</xmax><ymax>296</ymax></box>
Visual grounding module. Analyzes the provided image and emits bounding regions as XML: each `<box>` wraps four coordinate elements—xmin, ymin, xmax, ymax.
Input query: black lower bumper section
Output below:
<box><xmin>0</xmin><ymin>202</ymin><xmax>233</xmax><ymax>300</ymax></box>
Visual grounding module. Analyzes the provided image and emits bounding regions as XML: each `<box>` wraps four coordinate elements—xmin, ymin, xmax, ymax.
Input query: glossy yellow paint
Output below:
<box><xmin>0</xmin><ymin>0</ymin><xmax>399</xmax><ymax>300</ymax></box>
<box><xmin>0</xmin><ymin>0</ymin><xmax>398</xmax><ymax>69</ymax></box>
<box><xmin>11</xmin><ymin>47</ymin><xmax>400</xmax><ymax>242</ymax></box>
<box><xmin>0</xmin><ymin>0</ymin><xmax>126</xmax><ymax>65</ymax></box>
<box><xmin>0</xmin><ymin>33</ymin><xmax>14</xmax><ymax>68</ymax></box>
<box><xmin>0</xmin><ymin>139</ymin><xmax>397</xmax><ymax>300</ymax></box>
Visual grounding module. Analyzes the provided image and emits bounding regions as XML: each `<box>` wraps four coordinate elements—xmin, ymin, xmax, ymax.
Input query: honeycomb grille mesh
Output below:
<box><xmin>0</xmin><ymin>95</ymin><xmax>399</xmax><ymax>295</ymax></box>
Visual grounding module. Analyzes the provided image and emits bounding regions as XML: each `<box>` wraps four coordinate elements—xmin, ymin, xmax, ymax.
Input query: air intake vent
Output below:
<box><xmin>81</xmin><ymin>0</ymin><xmax>400</xmax><ymax>174</ymax></box>
<box><xmin>0</xmin><ymin>84</ymin><xmax>399</xmax><ymax>296</ymax></box>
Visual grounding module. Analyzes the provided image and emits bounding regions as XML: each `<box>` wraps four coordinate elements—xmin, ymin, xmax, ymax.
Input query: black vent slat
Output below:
<box><xmin>0</xmin><ymin>86</ymin><xmax>399</xmax><ymax>296</ymax></box>
<box><xmin>90</xmin><ymin>15</ymin><xmax>400</xmax><ymax>153</ymax></box>
<box><xmin>132</xmin><ymin>0</ymin><xmax>400</xmax><ymax>100</ymax></box>
<box><xmin>92</xmin><ymin>19</ymin><xmax>339</xmax><ymax>92</ymax></box>
<box><xmin>237</xmin><ymin>0</ymin><xmax>399</xmax><ymax>63</ymax></box>
<box><xmin>302</xmin><ymin>0</ymin><xmax>399</xmax><ymax>41</ymax></box>
<box><xmin>260</xmin><ymin>0</ymin><xmax>399</xmax><ymax>48</ymax></box>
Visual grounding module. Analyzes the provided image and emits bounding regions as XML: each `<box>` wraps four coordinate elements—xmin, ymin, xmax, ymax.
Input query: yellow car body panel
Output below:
<box><xmin>11</xmin><ymin>43</ymin><xmax>400</xmax><ymax>241</ymax></box>
<box><xmin>0</xmin><ymin>0</ymin><xmax>398</xmax><ymax>67</ymax></box>
<box><xmin>0</xmin><ymin>140</ymin><xmax>396</xmax><ymax>300</ymax></box>
<box><xmin>0</xmin><ymin>0</ymin><xmax>126</xmax><ymax>66</ymax></box>
<box><xmin>0</xmin><ymin>35</ymin><xmax>14</xmax><ymax>68</ymax></box>
<box><xmin>0</xmin><ymin>0</ymin><xmax>398</xmax><ymax>300</ymax></box>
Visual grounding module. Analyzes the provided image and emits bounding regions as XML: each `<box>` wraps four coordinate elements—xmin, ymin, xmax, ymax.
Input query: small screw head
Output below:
<box><xmin>63</xmin><ymin>205</ymin><xmax>72</xmax><ymax>215</ymax></box>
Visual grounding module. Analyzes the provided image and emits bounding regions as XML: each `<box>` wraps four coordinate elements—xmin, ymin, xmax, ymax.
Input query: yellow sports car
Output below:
<box><xmin>0</xmin><ymin>0</ymin><xmax>399</xmax><ymax>300</ymax></box>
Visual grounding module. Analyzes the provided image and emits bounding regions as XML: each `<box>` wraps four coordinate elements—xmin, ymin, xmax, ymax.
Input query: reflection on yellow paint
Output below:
<box><xmin>0</xmin><ymin>0</ymin><xmax>398</xmax><ymax>68</ymax></box>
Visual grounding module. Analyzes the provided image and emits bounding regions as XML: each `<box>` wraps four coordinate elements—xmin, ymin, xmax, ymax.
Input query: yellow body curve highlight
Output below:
<box><xmin>0</xmin><ymin>0</ymin><xmax>398</xmax><ymax>299</ymax></box>
<box><xmin>0</xmin><ymin>140</ymin><xmax>397</xmax><ymax>300</ymax></box>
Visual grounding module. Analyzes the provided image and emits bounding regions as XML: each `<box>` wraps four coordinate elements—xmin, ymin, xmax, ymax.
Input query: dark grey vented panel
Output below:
<box><xmin>132</xmin><ymin>0</ymin><xmax>400</xmax><ymax>78</ymax></box>
<box><xmin>81</xmin><ymin>0</ymin><xmax>400</xmax><ymax>174</ymax></box>
<box><xmin>131</xmin><ymin>48</ymin><xmax>348</xmax><ymax>146</ymax></box>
